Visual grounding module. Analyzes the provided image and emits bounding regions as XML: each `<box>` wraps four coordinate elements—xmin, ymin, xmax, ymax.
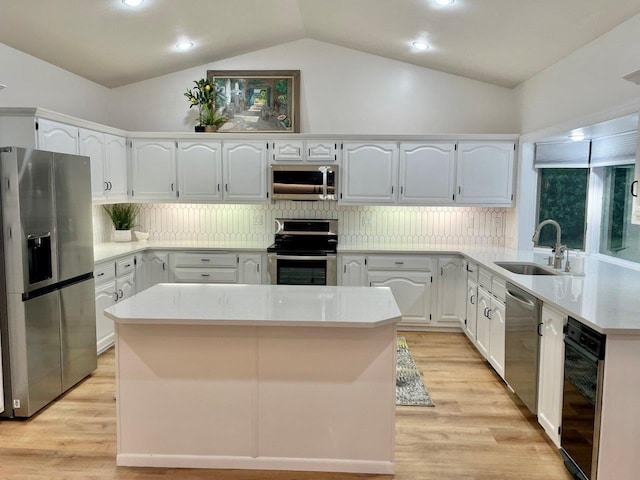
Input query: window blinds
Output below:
<box><xmin>590</xmin><ymin>131</ymin><xmax>638</xmax><ymax>167</ymax></box>
<box><xmin>534</xmin><ymin>140</ymin><xmax>590</xmax><ymax>168</ymax></box>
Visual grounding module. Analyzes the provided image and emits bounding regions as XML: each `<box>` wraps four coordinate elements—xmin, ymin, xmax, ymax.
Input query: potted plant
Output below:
<box><xmin>103</xmin><ymin>203</ymin><xmax>139</xmax><ymax>242</ymax></box>
<box><xmin>184</xmin><ymin>78</ymin><xmax>227</xmax><ymax>132</ymax></box>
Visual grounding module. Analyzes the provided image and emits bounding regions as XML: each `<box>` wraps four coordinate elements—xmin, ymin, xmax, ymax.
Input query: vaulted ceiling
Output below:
<box><xmin>1</xmin><ymin>0</ymin><xmax>640</xmax><ymax>89</ymax></box>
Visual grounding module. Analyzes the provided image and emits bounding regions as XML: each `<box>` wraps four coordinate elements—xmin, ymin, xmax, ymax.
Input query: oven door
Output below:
<box><xmin>267</xmin><ymin>254</ymin><xmax>337</xmax><ymax>286</ymax></box>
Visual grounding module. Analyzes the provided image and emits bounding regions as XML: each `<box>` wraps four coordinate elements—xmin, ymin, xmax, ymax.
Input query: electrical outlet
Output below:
<box><xmin>467</xmin><ymin>216</ymin><xmax>474</xmax><ymax>228</ymax></box>
<box><xmin>253</xmin><ymin>213</ymin><xmax>264</xmax><ymax>226</ymax></box>
<box><xmin>493</xmin><ymin>216</ymin><xmax>503</xmax><ymax>232</ymax></box>
<box><xmin>362</xmin><ymin>214</ymin><xmax>372</xmax><ymax>227</ymax></box>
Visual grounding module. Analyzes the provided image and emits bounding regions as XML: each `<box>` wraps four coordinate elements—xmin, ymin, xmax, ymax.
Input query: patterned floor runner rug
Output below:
<box><xmin>396</xmin><ymin>336</ymin><xmax>435</xmax><ymax>407</ymax></box>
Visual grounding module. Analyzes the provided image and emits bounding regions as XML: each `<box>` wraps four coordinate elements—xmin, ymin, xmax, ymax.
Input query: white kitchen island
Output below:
<box><xmin>104</xmin><ymin>284</ymin><xmax>401</xmax><ymax>474</ymax></box>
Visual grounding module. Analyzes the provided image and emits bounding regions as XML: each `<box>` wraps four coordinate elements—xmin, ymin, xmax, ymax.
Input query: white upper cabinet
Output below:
<box><xmin>177</xmin><ymin>141</ymin><xmax>223</xmax><ymax>202</ymax></box>
<box><xmin>222</xmin><ymin>141</ymin><xmax>269</xmax><ymax>203</ymax></box>
<box><xmin>399</xmin><ymin>143</ymin><xmax>456</xmax><ymax>205</ymax></box>
<box><xmin>130</xmin><ymin>140</ymin><xmax>177</xmax><ymax>201</ymax></box>
<box><xmin>37</xmin><ymin>119</ymin><xmax>78</xmax><ymax>154</ymax></box>
<box><xmin>306</xmin><ymin>141</ymin><xmax>339</xmax><ymax>163</ymax></box>
<box><xmin>456</xmin><ymin>142</ymin><xmax>515</xmax><ymax>205</ymax></box>
<box><xmin>271</xmin><ymin>141</ymin><xmax>304</xmax><ymax>162</ymax></box>
<box><xmin>80</xmin><ymin>129</ymin><xmax>127</xmax><ymax>203</ymax></box>
<box><xmin>341</xmin><ymin>142</ymin><xmax>398</xmax><ymax>204</ymax></box>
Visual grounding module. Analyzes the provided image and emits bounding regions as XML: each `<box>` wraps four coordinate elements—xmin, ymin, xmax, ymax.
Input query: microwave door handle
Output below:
<box><xmin>275</xmin><ymin>255</ymin><xmax>334</xmax><ymax>261</ymax></box>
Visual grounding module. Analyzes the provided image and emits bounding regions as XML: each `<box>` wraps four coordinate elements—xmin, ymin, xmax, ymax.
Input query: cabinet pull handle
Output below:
<box><xmin>257</xmin><ymin>264</ymin><xmax>260</xmax><ymax>272</ymax></box>
<box><xmin>458</xmin><ymin>186</ymin><xmax>462</xmax><ymax>194</ymax></box>
<box><xmin>483</xmin><ymin>307</ymin><xmax>488</xmax><ymax>317</ymax></box>
<box><xmin>537</xmin><ymin>322</ymin><xmax>543</xmax><ymax>337</ymax></box>
<box><xmin>201</xmin><ymin>258</ymin><xmax>211</xmax><ymax>262</ymax></box>
<box><xmin>225</xmin><ymin>184</ymin><xmax>228</xmax><ymax>192</ymax></box>
<box><xmin>162</xmin><ymin>262</ymin><xmax>166</xmax><ymax>271</ymax></box>
<box><xmin>470</xmin><ymin>294</ymin><xmax>475</xmax><ymax>305</ymax></box>
<box><xmin>391</xmin><ymin>186</ymin><xmax>394</xmax><ymax>194</ymax></box>
<box><xmin>217</xmin><ymin>184</ymin><xmax>220</xmax><ymax>192</ymax></box>
<box><xmin>201</xmin><ymin>273</ymin><xmax>210</xmax><ymax>277</ymax></box>
<box><xmin>171</xmin><ymin>183</ymin><xmax>174</xmax><ymax>191</ymax></box>
<box><xmin>486</xmin><ymin>308</ymin><xmax>492</xmax><ymax>320</ymax></box>
<box><xmin>124</xmin><ymin>263</ymin><xmax>131</xmax><ymax>268</ymax></box>
<box><xmin>108</xmin><ymin>181</ymin><xmax>113</xmax><ymax>190</ymax></box>
<box><xmin>97</xmin><ymin>272</ymin><xmax>105</xmax><ymax>277</ymax></box>
<box><xmin>441</xmin><ymin>267</ymin><xmax>444</xmax><ymax>276</ymax></box>
<box><xmin>631</xmin><ymin>180</ymin><xmax>638</xmax><ymax>197</ymax></box>
<box><xmin>395</xmin><ymin>261</ymin><xmax>404</xmax><ymax>265</ymax></box>
<box><xmin>104</xmin><ymin>181</ymin><xmax>109</xmax><ymax>191</ymax></box>
<box><xmin>118</xmin><ymin>289</ymin><xmax>124</xmax><ymax>299</ymax></box>
<box><xmin>113</xmin><ymin>292</ymin><xmax>119</xmax><ymax>302</ymax></box>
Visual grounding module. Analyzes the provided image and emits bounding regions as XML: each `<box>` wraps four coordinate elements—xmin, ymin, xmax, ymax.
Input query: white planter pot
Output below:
<box><xmin>113</xmin><ymin>229</ymin><xmax>132</xmax><ymax>242</ymax></box>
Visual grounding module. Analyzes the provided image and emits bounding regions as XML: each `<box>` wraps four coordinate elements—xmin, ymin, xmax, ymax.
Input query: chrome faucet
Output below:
<box><xmin>532</xmin><ymin>219</ymin><xmax>565</xmax><ymax>269</ymax></box>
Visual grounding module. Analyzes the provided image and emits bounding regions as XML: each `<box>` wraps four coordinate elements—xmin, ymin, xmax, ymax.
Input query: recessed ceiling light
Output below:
<box><xmin>122</xmin><ymin>0</ymin><xmax>144</xmax><ymax>6</ymax></box>
<box><xmin>0</xmin><ymin>84</ymin><xmax>6</xmax><ymax>91</ymax></box>
<box><xmin>412</xmin><ymin>41</ymin><xmax>429</xmax><ymax>51</ymax></box>
<box><xmin>436</xmin><ymin>0</ymin><xmax>455</xmax><ymax>5</ymax></box>
<box><xmin>176</xmin><ymin>41</ymin><xmax>194</xmax><ymax>51</ymax></box>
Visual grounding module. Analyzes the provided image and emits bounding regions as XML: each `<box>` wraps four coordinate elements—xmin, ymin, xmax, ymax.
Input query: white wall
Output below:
<box><xmin>516</xmin><ymin>13</ymin><xmax>640</xmax><ymax>135</ymax></box>
<box><xmin>0</xmin><ymin>43</ymin><xmax>112</xmax><ymax>125</ymax></box>
<box><xmin>109</xmin><ymin>39</ymin><xmax>518</xmax><ymax>134</ymax></box>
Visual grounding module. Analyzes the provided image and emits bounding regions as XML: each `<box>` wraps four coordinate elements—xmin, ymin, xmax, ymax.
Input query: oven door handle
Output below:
<box><xmin>274</xmin><ymin>255</ymin><xmax>336</xmax><ymax>261</ymax></box>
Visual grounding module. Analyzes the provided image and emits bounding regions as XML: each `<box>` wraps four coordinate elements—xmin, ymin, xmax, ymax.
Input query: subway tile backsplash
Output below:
<box><xmin>94</xmin><ymin>203</ymin><xmax>510</xmax><ymax>248</ymax></box>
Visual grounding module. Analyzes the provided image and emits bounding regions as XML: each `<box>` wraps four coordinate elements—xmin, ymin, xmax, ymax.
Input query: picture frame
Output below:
<box><xmin>206</xmin><ymin>70</ymin><xmax>300</xmax><ymax>133</ymax></box>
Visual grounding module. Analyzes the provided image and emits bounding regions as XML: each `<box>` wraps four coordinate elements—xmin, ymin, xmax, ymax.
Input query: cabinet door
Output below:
<box><xmin>476</xmin><ymin>287</ymin><xmax>491</xmax><ymax>359</ymax></box>
<box><xmin>456</xmin><ymin>142</ymin><xmax>514</xmax><ymax>205</ymax></box>
<box><xmin>488</xmin><ymin>297</ymin><xmax>506</xmax><ymax>378</ymax></box>
<box><xmin>368</xmin><ymin>270</ymin><xmax>431</xmax><ymax>324</ymax></box>
<box><xmin>340</xmin><ymin>255</ymin><xmax>367</xmax><ymax>286</ymax></box>
<box><xmin>238</xmin><ymin>254</ymin><xmax>262</xmax><ymax>284</ymax></box>
<box><xmin>464</xmin><ymin>279</ymin><xmax>478</xmax><ymax>342</ymax></box>
<box><xmin>79</xmin><ymin>128</ymin><xmax>107</xmax><ymax>202</ymax></box>
<box><xmin>306</xmin><ymin>141</ymin><xmax>339</xmax><ymax>163</ymax></box>
<box><xmin>130</xmin><ymin>140</ymin><xmax>177</xmax><ymax>200</ymax></box>
<box><xmin>341</xmin><ymin>142</ymin><xmax>398</xmax><ymax>204</ymax></box>
<box><xmin>137</xmin><ymin>252</ymin><xmax>169</xmax><ymax>293</ymax></box>
<box><xmin>37</xmin><ymin>119</ymin><xmax>78</xmax><ymax>155</ymax></box>
<box><xmin>435</xmin><ymin>256</ymin><xmax>463</xmax><ymax>326</ymax></box>
<box><xmin>271</xmin><ymin>141</ymin><xmax>303</xmax><ymax>162</ymax></box>
<box><xmin>223</xmin><ymin>141</ymin><xmax>268</xmax><ymax>203</ymax></box>
<box><xmin>177</xmin><ymin>141</ymin><xmax>223</xmax><ymax>201</ymax></box>
<box><xmin>116</xmin><ymin>271</ymin><xmax>136</xmax><ymax>302</ymax></box>
<box><xmin>399</xmin><ymin>143</ymin><xmax>456</xmax><ymax>205</ymax></box>
<box><xmin>538</xmin><ymin>305</ymin><xmax>566</xmax><ymax>447</ymax></box>
<box><xmin>104</xmin><ymin>134</ymin><xmax>128</xmax><ymax>202</ymax></box>
<box><xmin>95</xmin><ymin>280</ymin><xmax>117</xmax><ymax>354</ymax></box>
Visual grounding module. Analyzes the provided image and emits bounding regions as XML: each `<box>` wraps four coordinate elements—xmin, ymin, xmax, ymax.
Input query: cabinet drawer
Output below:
<box><xmin>173</xmin><ymin>267</ymin><xmax>238</xmax><ymax>283</ymax></box>
<box><xmin>173</xmin><ymin>252</ymin><xmax>237</xmax><ymax>268</ymax></box>
<box><xmin>491</xmin><ymin>276</ymin><xmax>506</xmax><ymax>302</ymax></box>
<box><xmin>478</xmin><ymin>267</ymin><xmax>492</xmax><ymax>290</ymax></box>
<box><xmin>94</xmin><ymin>262</ymin><xmax>116</xmax><ymax>284</ymax></box>
<box><xmin>115</xmin><ymin>256</ymin><xmax>135</xmax><ymax>277</ymax></box>
<box><xmin>367</xmin><ymin>255</ymin><xmax>432</xmax><ymax>271</ymax></box>
<box><xmin>466</xmin><ymin>261</ymin><xmax>479</xmax><ymax>283</ymax></box>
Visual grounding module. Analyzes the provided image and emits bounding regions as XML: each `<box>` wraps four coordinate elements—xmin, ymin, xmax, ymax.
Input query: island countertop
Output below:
<box><xmin>104</xmin><ymin>283</ymin><xmax>402</xmax><ymax>328</ymax></box>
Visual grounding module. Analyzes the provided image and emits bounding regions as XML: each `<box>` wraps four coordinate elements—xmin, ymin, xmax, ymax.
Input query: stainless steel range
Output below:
<box><xmin>267</xmin><ymin>218</ymin><xmax>338</xmax><ymax>286</ymax></box>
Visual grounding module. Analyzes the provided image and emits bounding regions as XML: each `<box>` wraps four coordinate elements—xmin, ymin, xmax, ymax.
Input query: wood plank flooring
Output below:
<box><xmin>0</xmin><ymin>331</ymin><xmax>573</xmax><ymax>479</ymax></box>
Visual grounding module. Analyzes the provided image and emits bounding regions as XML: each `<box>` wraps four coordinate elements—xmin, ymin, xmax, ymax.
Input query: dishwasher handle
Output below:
<box><xmin>506</xmin><ymin>289</ymin><xmax>536</xmax><ymax>310</ymax></box>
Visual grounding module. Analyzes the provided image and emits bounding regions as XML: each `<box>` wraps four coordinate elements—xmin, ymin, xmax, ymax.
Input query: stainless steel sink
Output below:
<box><xmin>494</xmin><ymin>262</ymin><xmax>559</xmax><ymax>276</ymax></box>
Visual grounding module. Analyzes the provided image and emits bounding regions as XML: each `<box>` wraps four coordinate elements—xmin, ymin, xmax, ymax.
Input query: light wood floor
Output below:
<box><xmin>0</xmin><ymin>332</ymin><xmax>573</xmax><ymax>479</ymax></box>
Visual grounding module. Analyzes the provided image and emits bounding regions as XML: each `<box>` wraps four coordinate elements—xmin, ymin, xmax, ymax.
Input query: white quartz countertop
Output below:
<box><xmin>104</xmin><ymin>284</ymin><xmax>402</xmax><ymax>328</ymax></box>
<box><xmin>93</xmin><ymin>240</ymin><xmax>269</xmax><ymax>263</ymax></box>
<box><xmin>95</xmin><ymin>240</ymin><xmax>640</xmax><ymax>334</ymax></box>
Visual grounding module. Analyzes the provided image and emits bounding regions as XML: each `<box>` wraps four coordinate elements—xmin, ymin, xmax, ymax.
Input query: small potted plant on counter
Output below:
<box><xmin>184</xmin><ymin>78</ymin><xmax>227</xmax><ymax>132</ymax></box>
<box><xmin>103</xmin><ymin>203</ymin><xmax>139</xmax><ymax>242</ymax></box>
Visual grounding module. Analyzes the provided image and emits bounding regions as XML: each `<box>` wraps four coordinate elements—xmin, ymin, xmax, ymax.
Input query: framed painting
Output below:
<box><xmin>206</xmin><ymin>70</ymin><xmax>300</xmax><ymax>133</ymax></box>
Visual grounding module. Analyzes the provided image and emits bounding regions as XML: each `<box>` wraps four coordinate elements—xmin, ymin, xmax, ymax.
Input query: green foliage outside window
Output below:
<box><xmin>537</xmin><ymin>169</ymin><xmax>588</xmax><ymax>249</ymax></box>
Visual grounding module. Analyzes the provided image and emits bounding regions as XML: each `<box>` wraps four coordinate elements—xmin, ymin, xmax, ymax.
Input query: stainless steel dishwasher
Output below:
<box><xmin>504</xmin><ymin>283</ymin><xmax>541</xmax><ymax>414</ymax></box>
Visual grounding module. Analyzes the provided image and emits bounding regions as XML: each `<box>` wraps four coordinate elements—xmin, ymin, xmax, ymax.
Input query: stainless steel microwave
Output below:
<box><xmin>270</xmin><ymin>164</ymin><xmax>338</xmax><ymax>201</ymax></box>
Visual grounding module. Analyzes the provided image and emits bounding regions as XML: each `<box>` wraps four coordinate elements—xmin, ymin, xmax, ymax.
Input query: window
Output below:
<box><xmin>599</xmin><ymin>165</ymin><xmax>640</xmax><ymax>262</ymax></box>
<box><xmin>537</xmin><ymin>168</ymin><xmax>589</xmax><ymax>250</ymax></box>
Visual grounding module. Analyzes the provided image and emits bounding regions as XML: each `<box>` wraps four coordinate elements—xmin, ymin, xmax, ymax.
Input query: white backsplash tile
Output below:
<box><xmin>93</xmin><ymin>203</ymin><xmax>509</xmax><ymax>247</ymax></box>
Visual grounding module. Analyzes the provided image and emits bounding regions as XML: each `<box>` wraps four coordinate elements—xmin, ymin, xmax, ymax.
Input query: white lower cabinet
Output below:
<box><xmin>94</xmin><ymin>255</ymin><xmax>136</xmax><ymax>354</ymax></box>
<box><xmin>434</xmin><ymin>256</ymin><xmax>463</xmax><ymax>327</ymax></box>
<box><xmin>464</xmin><ymin>278</ymin><xmax>478</xmax><ymax>342</ymax></box>
<box><xmin>471</xmin><ymin>269</ymin><xmax>506</xmax><ymax>379</ymax></box>
<box><xmin>170</xmin><ymin>251</ymin><xmax>238</xmax><ymax>283</ymax></box>
<box><xmin>339</xmin><ymin>255</ymin><xmax>368</xmax><ymax>286</ymax></box>
<box><xmin>537</xmin><ymin>304</ymin><xmax>566</xmax><ymax>447</ymax></box>
<box><xmin>136</xmin><ymin>251</ymin><xmax>169</xmax><ymax>293</ymax></box>
<box><xmin>367</xmin><ymin>255</ymin><xmax>433</xmax><ymax>327</ymax></box>
<box><xmin>238</xmin><ymin>254</ymin><xmax>263</xmax><ymax>284</ymax></box>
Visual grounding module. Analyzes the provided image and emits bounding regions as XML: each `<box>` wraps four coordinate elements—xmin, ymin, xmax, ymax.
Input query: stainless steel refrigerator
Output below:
<box><xmin>0</xmin><ymin>147</ymin><xmax>96</xmax><ymax>418</ymax></box>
